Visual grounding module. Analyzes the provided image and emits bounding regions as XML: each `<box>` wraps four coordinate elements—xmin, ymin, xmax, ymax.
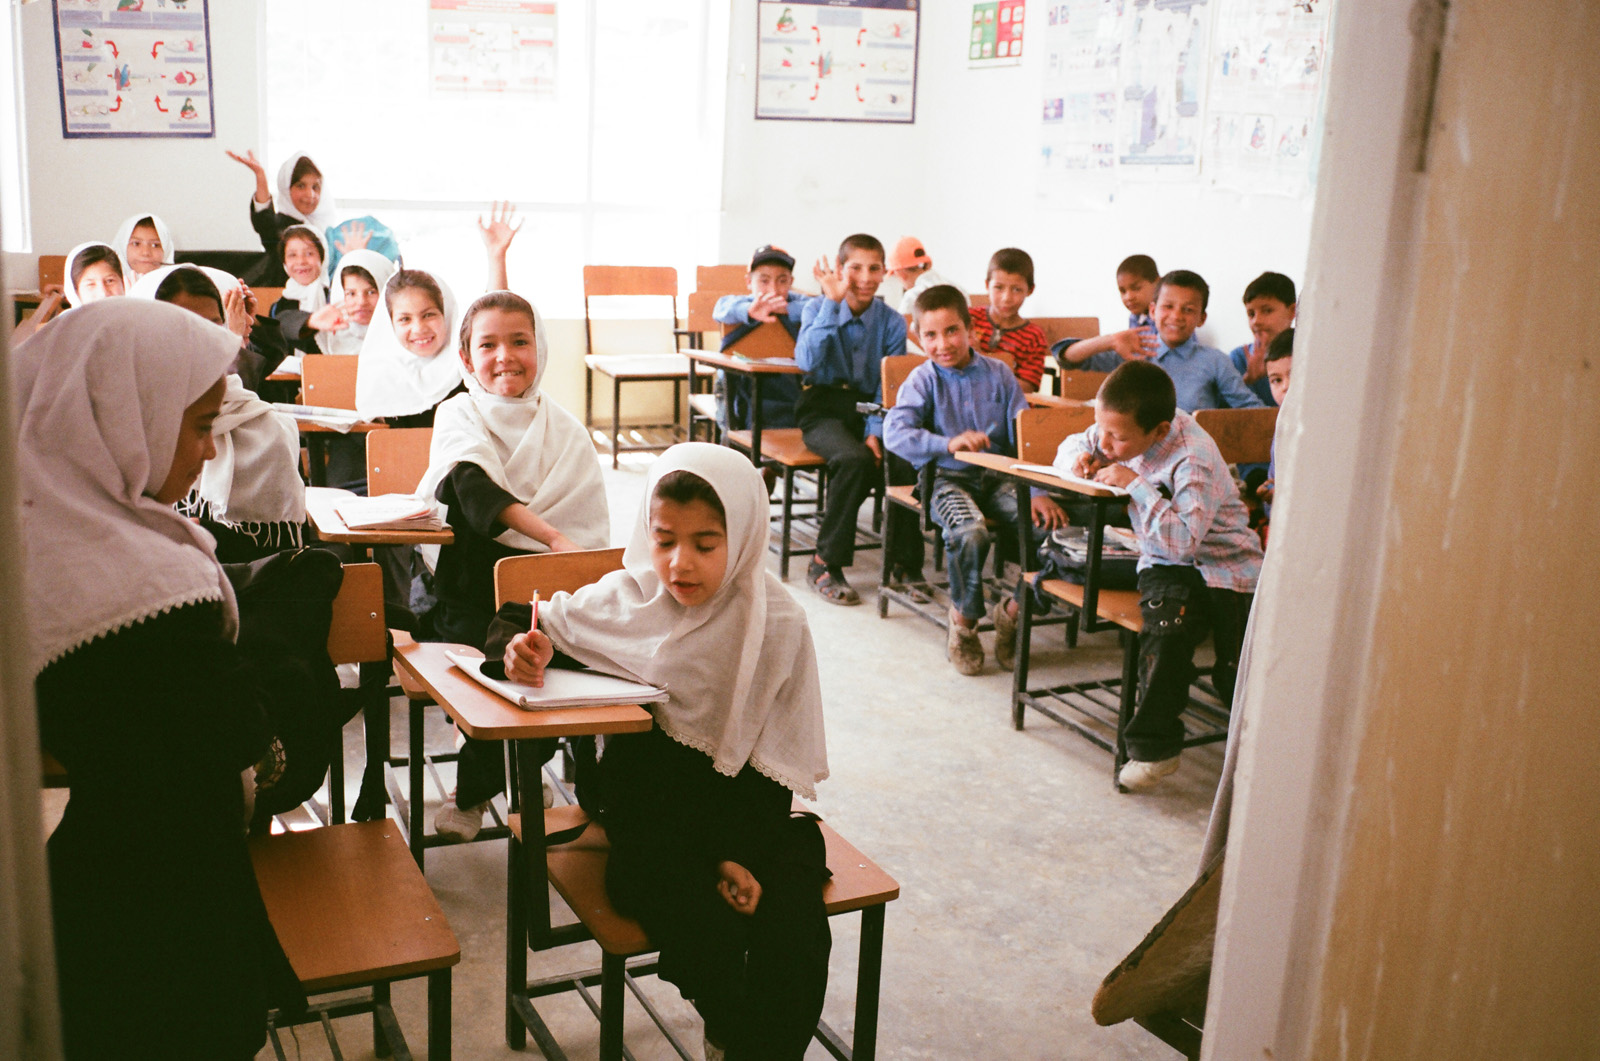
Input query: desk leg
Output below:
<box><xmin>750</xmin><ymin>374</ymin><xmax>765</xmax><ymax>469</ymax></box>
<box><xmin>307</xmin><ymin>435</ymin><xmax>328</xmax><ymax>487</ymax></box>
<box><xmin>853</xmin><ymin>904</ymin><xmax>886</xmax><ymax>1061</ymax></box>
<box><xmin>1012</xmin><ymin>477</ymin><xmax>1034</xmax><ymax>731</ymax></box>
<box><xmin>505</xmin><ymin>738</ymin><xmax>528</xmax><ymax>1049</ymax></box>
<box><xmin>1083</xmin><ymin>498</ymin><xmax>1108</xmax><ymax>633</ymax></box>
<box><xmin>515</xmin><ymin>739</ymin><xmax>553</xmax><ymax>948</ymax></box>
<box><xmin>409</xmin><ymin>703</ymin><xmax>426</xmax><ymax>868</ymax></box>
<box><xmin>353</xmin><ymin>677</ymin><xmax>390</xmax><ymax>822</ymax></box>
<box><xmin>686</xmin><ymin>360</ymin><xmax>699</xmax><ymax>442</ymax></box>
<box><xmin>429</xmin><ymin>970</ymin><xmax>453</xmax><ymax>1061</ymax></box>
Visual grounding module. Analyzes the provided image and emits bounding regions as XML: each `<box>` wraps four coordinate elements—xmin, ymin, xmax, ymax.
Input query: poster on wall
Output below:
<box><xmin>755</xmin><ymin>1</ymin><xmax>919</xmax><ymax>123</ymax></box>
<box><xmin>1203</xmin><ymin>0</ymin><xmax>1330</xmax><ymax>195</ymax></box>
<box><xmin>52</xmin><ymin>0</ymin><xmax>215</xmax><ymax>139</ymax></box>
<box><xmin>1037</xmin><ymin>0</ymin><xmax>1120</xmax><ymax>203</ymax></box>
<box><xmin>969</xmin><ymin>1</ymin><xmax>1027</xmax><ymax>68</ymax></box>
<box><xmin>429</xmin><ymin>0</ymin><xmax>558</xmax><ymax>97</ymax></box>
<box><xmin>1116</xmin><ymin>0</ymin><xmax>1211</xmax><ymax>171</ymax></box>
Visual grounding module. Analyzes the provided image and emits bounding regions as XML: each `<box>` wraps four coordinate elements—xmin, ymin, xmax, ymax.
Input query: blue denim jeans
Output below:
<box><xmin>930</xmin><ymin>471</ymin><xmax>1020</xmax><ymax>622</ymax></box>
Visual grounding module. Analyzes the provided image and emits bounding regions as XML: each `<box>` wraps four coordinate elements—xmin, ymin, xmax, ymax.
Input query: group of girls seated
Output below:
<box><xmin>21</xmin><ymin>151</ymin><xmax>831</xmax><ymax>1061</ymax></box>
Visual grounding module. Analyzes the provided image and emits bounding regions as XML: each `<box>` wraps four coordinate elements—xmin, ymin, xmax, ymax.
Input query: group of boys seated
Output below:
<box><xmin>715</xmin><ymin>234</ymin><xmax>1297</xmax><ymax>792</ymax></box>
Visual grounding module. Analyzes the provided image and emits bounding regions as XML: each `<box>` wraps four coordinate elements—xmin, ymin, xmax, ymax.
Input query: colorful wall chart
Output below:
<box><xmin>970</xmin><ymin>1</ymin><xmax>1028</xmax><ymax>68</ymax></box>
<box><xmin>429</xmin><ymin>0</ymin><xmax>557</xmax><ymax>98</ymax></box>
<box><xmin>756</xmin><ymin>1</ymin><xmax>919</xmax><ymax>124</ymax></box>
<box><xmin>52</xmin><ymin>0</ymin><xmax>215</xmax><ymax>139</ymax></box>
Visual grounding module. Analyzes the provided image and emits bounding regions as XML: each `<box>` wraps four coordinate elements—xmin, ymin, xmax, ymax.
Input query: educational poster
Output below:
<box><xmin>1037</xmin><ymin>0</ymin><xmax>1121</xmax><ymax>202</ymax></box>
<box><xmin>970</xmin><ymin>1</ymin><xmax>1027</xmax><ymax>68</ymax></box>
<box><xmin>428</xmin><ymin>0</ymin><xmax>557</xmax><ymax>97</ymax></box>
<box><xmin>1116</xmin><ymin>0</ymin><xmax>1211</xmax><ymax>172</ymax></box>
<box><xmin>52</xmin><ymin>0</ymin><xmax>215</xmax><ymax>139</ymax></box>
<box><xmin>755</xmin><ymin>1</ymin><xmax>919</xmax><ymax>124</ymax></box>
<box><xmin>1204</xmin><ymin>0</ymin><xmax>1330</xmax><ymax>195</ymax></box>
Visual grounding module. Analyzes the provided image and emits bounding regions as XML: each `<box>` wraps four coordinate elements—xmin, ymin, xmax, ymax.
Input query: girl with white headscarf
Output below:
<box><xmin>354</xmin><ymin>267</ymin><xmax>468</xmax><ymax>424</ymax></box>
<box><xmin>415</xmin><ymin>290</ymin><xmax>609</xmax><ymax>837</ymax></box>
<box><xmin>490</xmin><ymin>442</ymin><xmax>831</xmax><ymax>1060</ymax></box>
<box><xmin>111</xmin><ymin>211</ymin><xmax>176</xmax><ymax>278</ymax></box>
<box><xmin>228</xmin><ymin>147</ymin><xmax>337</xmax><ymax>286</ymax></box>
<box><xmin>63</xmin><ymin>241</ymin><xmax>130</xmax><ymax>305</ymax></box>
<box><xmin>322</xmin><ymin>248</ymin><xmax>397</xmax><ymax>357</ymax></box>
<box><xmin>18</xmin><ymin>299</ymin><xmax>301</xmax><ymax>1059</ymax></box>
<box><xmin>134</xmin><ymin>264</ymin><xmax>307</xmax><ymax>562</ymax></box>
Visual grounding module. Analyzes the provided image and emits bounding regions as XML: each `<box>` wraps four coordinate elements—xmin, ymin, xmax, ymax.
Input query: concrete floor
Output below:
<box><xmin>46</xmin><ymin>451</ymin><xmax>1223</xmax><ymax>1060</ymax></box>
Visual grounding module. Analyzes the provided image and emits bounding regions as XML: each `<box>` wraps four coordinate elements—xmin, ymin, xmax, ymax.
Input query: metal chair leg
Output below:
<box><xmin>409</xmin><ymin>701</ymin><xmax>426</xmax><ymax>868</ymax></box>
<box><xmin>429</xmin><ymin>969</ymin><xmax>453</xmax><ymax>1061</ymax></box>
<box><xmin>854</xmin><ymin>904</ymin><xmax>887</xmax><ymax>1061</ymax></box>
<box><xmin>600</xmin><ymin>952</ymin><xmax>625</xmax><ymax>1061</ymax></box>
<box><xmin>373</xmin><ymin>980</ymin><xmax>393</xmax><ymax>1058</ymax></box>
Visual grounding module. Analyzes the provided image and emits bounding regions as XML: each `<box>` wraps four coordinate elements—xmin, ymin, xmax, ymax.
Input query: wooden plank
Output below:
<box><xmin>1054</xmin><ymin>370</ymin><xmax>1110</xmax><ymax>401</ymax></box>
<box><xmin>366</xmin><ymin>427</ymin><xmax>433</xmax><ymax>496</ymax></box>
<box><xmin>327</xmin><ymin>563</ymin><xmax>386</xmax><ymax>666</ymax></box>
<box><xmin>1035</xmin><ymin>316</ymin><xmax>1101</xmax><ymax>348</ymax></box>
<box><xmin>696</xmin><ymin>264</ymin><xmax>747</xmax><ymax>294</ymax></box>
<box><xmin>493</xmin><ymin>547</ymin><xmax>627</xmax><ymax>611</ymax></box>
<box><xmin>1017</xmin><ymin>404</ymin><xmax>1097</xmax><ymax>466</ymax></box>
<box><xmin>1092</xmin><ymin>855</ymin><xmax>1221</xmax><ymax>1033</ymax></box>
<box><xmin>583</xmin><ymin>265</ymin><xmax>677</xmax><ymax>298</ymax></box>
<box><xmin>301</xmin><ymin>355</ymin><xmax>360</xmax><ymax>411</ymax></box>
<box><xmin>1194</xmin><ymin>407</ymin><xmax>1278</xmax><ymax>465</ymax></box>
<box><xmin>881</xmin><ymin>353</ymin><xmax>928</xmax><ymax>410</ymax></box>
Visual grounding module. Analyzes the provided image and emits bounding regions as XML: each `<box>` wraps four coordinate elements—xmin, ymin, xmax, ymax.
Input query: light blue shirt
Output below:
<box><xmin>711</xmin><ymin>291</ymin><xmax>810</xmax><ymax>326</ymax></box>
<box><xmin>1153</xmin><ymin>336</ymin><xmax>1265</xmax><ymax>412</ymax></box>
<box><xmin>795</xmin><ymin>296</ymin><xmax>906</xmax><ymax>438</ymax></box>
<box><xmin>1227</xmin><ymin>344</ymin><xmax>1278</xmax><ymax>406</ymax></box>
<box><xmin>884</xmin><ymin>354</ymin><xmax>1029</xmax><ymax>474</ymax></box>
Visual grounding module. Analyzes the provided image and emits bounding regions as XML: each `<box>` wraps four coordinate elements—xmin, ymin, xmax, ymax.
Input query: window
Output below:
<box><xmin>0</xmin><ymin>0</ymin><xmax>29</xmax><ymax>254</ymax></box>
<box><xmin>264</xmin><ymin>0</ymin><xmax>727</xmax><ymax>315</ymax></box>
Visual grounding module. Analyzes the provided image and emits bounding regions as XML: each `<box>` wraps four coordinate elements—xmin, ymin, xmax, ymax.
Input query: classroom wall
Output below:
<box><xmin>717</xmin><ymin>2</ymin><xmax>1317</xmax><ymax>352</ymax></box>
<box><xmin>5</xmin><ymin>0</ymin><xmax>263</xmax><ymax>283</ymax></box>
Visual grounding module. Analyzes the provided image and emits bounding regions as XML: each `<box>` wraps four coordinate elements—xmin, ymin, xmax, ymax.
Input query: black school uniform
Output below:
<box><xmin>269</xmin><ymin>293</ymin><xmax>325</xmax><ymax>357</ymax></box>
<box><xmin>246</xmin><ymin>199</ymin><xmax>300</xmax><ymax>286</ymax></box>
<box><xmin>37</xmin><ymin>601</ymin><xmax>303</xmax><ymax>1060</ymax></box>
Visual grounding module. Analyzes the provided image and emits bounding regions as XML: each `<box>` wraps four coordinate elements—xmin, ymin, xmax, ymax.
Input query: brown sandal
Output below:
<box><xmin>808</xmin><ymin>559</ymin><xmax>861</xmax><ymax>606</ymax></box>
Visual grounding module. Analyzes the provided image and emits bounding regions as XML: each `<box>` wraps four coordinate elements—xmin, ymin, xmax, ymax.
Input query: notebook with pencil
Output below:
<box><xmin>445</xmin><ymin>652</ymin><xmax>667</xmax><ymax>711</ymax></box>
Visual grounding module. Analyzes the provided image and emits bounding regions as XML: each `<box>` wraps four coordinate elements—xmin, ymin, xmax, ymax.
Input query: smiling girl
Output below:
<box><xmin>63</xmin><ymin>242</ymin><xmax>130</xmax><ymax>306</ymax></box>
<box><xmin>228</xmin><ymin>148</ymin><xmax>336</xmax><ymax>286</ymax></box>
<box><xmin>415</xmin><ymin>290</ymin><xmax>610</xmax><ymax>840</ymax></box>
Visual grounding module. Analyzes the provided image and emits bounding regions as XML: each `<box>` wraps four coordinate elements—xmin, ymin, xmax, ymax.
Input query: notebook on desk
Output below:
<box><xmin>271</xmin><ymin>403</ymin><xmax>365</xmax><ymax>432</ymax></box>
<box><xmin>331</xmin><ymin>492</ymin><xmax>446</xmax><ymax>532</ymax></box>
<box><xmin>446</xmin><ymin>652</ymin><xmax>668</xmax><ymax>711</ymax></box>
<box><xmin>1010</xmin><ymin>463</ymin><xmax>1131</xmax><ymax>496</ymax></box>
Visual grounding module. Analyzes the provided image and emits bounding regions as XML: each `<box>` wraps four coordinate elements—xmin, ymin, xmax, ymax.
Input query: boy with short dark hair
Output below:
<box><xmin>969</xmin><ymin>247</ymin><xmax>1050</xmax><ymax>393</ymax></box>
<box><xmin>796</xmin><ymin>233</ymin><xmax>919</xmax><ymax>604</ymax></box>
<box><xmin>1258</xmin><ymin>327</ymin><xmax>1294</xmax><ymax>520</ymax></box>
<box><xmin>885</xmin><ymin>285</ymin><xmax>1068</xmax><ymax>674</ymax></box>
<box><xmin>1052</xmin><ymin>360</ymin><xmax>1262</xmax><ymax>791</ymax></box>
<box><xmin>1144</xmin><ymin>269</ymin><xmax>1264</xmax><ymax>412</ymax></box>
<box><xmin>711</xmin><ymin>244</ymin><xmax>807</xmax><ymax>431</ymax></box>
<box><xmin>1227</xmin><ymin>271</ymin><xmax>1297</xmax><ymax>407</ymax></box>
<box><xmin>1060</xmin><ymin>254</ymin><xmax>1163</xmax><ymax>369</ymax></box>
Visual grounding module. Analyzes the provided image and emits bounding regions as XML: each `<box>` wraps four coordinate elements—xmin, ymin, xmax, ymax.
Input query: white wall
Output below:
<box><xmin>718</xmin><ymin>1</ymin><xmax>1316</xmax><ymax>352</ymax></box>
<box><xmin>6</xmin><ymin>0</ymin><xmax>262</xmax><ymax>280</ymax></box>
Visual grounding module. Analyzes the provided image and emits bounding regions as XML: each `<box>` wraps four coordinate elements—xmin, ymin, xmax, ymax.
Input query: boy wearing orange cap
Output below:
<box><xmin>889</xmin><ymin>236</ymin><xmax>950</xmax><ymax>314</ymax></box>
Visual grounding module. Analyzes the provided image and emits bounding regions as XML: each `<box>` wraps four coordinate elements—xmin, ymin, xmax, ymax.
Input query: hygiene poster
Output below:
<box><xmin>428</xmin><ymin>0</ymin><xmax>558</xmax><ymax>98</ymax></box>
<box><xmin>755</xmin><ymin>0</ymin><xmax>919</xmax><ymax>124</ymax></box>
<box><xmin>52</xmin><ymin>0</ymin><xmax>215</xmax><ymax>139</ymax></box>
<box><xmin>969</xmin><ymin>1</ymin><xmax>1027</xmax><ymax>68</ymax></box>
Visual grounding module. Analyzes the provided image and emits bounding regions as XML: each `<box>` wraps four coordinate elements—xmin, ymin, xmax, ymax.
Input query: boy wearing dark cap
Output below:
<box><xmin>712</xmin><ymin>245</ymin><xmax>809</xmax><ymax>431</ymax></box>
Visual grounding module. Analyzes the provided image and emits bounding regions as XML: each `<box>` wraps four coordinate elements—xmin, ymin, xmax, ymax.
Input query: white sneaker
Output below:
<box><xmin>1118</xmin><ymin>755</ymin><xmax>1181</xmax><ymax>792</ymax></box>
<box><xmin>434</xmin><ymin>796</ymin><xmax>489</xmax><ymax>842</ymax></box>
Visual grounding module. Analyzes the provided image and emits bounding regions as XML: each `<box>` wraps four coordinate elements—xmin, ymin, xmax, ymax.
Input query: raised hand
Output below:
<box><xmin>749</xmin><ymin>290</ymin><xmax>787</xmax><ymax>323</ymax></box>
<box><xmin>478</xmin><ymin>200</ymin><xmax>524</xmax><ymax>259</ymax></box>
<box><xmin>332</xmin><ymin>220</ymin><xmax>370</xmax><ymax>255</ymax></box>
<box><xmin>1110</xmin><ymin>327</ymin><xmax>1160</xmax><ymax>361</ymax></box>
<box><xmin>221</xmin><ymin>284</ymin><xmax>254</xmax><ymax>341</ymax></box>
<box><xmin>307</xmin><ymin>303</ymin><xmax>348</xmax><ymax>333</ymax></box>
<box><xmin>813</xmin><ymin>256</ymin><xmax>846</xmax><ymax>302</ymax></box>
<box><xmin>225</xmin><ymin>148</ymin><xmax>271</xmax><ymax>204</ymax></box>
<box><xmin>1241</xmin><ymin>334</ymin><xmax>1269</xmax><ymax>383</ymax></box>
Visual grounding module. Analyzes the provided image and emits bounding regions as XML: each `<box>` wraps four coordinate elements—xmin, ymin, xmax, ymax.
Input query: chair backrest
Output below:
<box><xmin>494</xmin><ymin>547</ymin><xmax>627</xmax><ymax>611</ymax></box>
<box><xmin>1035</xmin><ymin>316</ymin><xmax>1101</xmax><ymax>348</ymax></box>
<box><xmin>327</xmin><ymin>563</ymin><xmax>387</xmax><ymax>665</ymax></box>
<box><xmin>1194</xmin><ymin>407</ymin><xmax>1278</xmax><ymax>465</ymax></box>
<box><xmin>253</xmin><ymin>286</ymin><xmax>286</xmax><ymax>308</ymax></box>
<box><xmin>582</xmin><ymin>265</ymin><xmax>679</xmax><ymax>356</ymax></box>
<box><xmin>721</xmin><ymin>320</ymin><xmax>796</xmax><ymax>360</ymax></box>
<box><xmin>1055</xmin><ymin>370</ymin><xmax>1110</xmax><ymax>402</ymax></box>
<box><xmin>697</xmin><ymin>264</ymin><xmax>747</xmax><ymax>293</ymax></box>
<box><xmin>1016</xmin><ymin>405</ymin><xmax>1096</xmax><ymax>465</ymax></box>
<box><xmin>301</xmin><ymin>355</ymin><xmax>360</xmax><ymax>411</ymax></box>
<box><xmin>968</xmin><ymin>292</ymin><xmax>990</xmax><ymax>308</ymax></box>
<box><xmin>38</xmin><ymin>255</ymin><xmax>65</xmax><ymax>291</ymax></box>
<box><xmin>366</xmin><ymin>428</ymin><xmax>434</xmax><ymax>496</ymax></box>
<box><xmin>685</xmin><ymin>290</ymin><xmax>722</xmax><ymax>334</ymax></box>
<box><xmin>881</xmin><ymin>353</ymin><xmax>928</xmax><ymax>410</ymax></box>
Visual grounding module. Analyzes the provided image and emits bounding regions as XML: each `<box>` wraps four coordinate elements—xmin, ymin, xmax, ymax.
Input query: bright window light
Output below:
<box><xmin>0</xmin><ymin>0</ymin><xmax>29</xmax><ymax>254</ymax></box>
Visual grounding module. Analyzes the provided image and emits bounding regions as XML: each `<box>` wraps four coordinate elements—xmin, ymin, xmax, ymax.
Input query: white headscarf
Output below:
<box><xmin>275</xmin><ymin>150</ymin><xmax>336</xmax><ymax>231</ymax></box>
<box><xmin>321</xmin><ymin>249</ymin><xmax>397</xmax><ymax>357</ymax></box>
<box><xmin>415</xmin><ymin>293</ymin><xmax>610</xmax><ymax>551</ymax></box>
<box><xmin>540</xmin><ymin>443</ymin><xmax>829</xmax><ymax>799</ymax></box>
<box><xmin>111</xmin><ymin>212</ymin><xmax>176</xmax><ymax>278</ymax></box>
<box><xmin>355</xmin><ymin>270</ymin><xmax>463</xmax><ymax>419</ymax></box>
<box><xmin>63</xmin><ymin>241</ymin><xmax>131</xmax><ymax>306</ymax></box>
<box><xmin>14</xmin><ymin>299</ymin><xmax>239</xmax><ymax>678</ymax></box>
<box><xmin>130</xmin><ymin>266</ymin><xmax>307</xmax><ymax>537</ymax></box>
<box><xmin>280</xmin><ymin>224</ymin><xmax>330</xmax><ymax>318</ymax></box>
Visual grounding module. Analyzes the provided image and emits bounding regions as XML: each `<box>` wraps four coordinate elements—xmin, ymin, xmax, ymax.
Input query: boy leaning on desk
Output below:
<box><xmin>1053</xmin><ymin>360</ymin><xmax>1263</xmax><ymax>793</ymax></box>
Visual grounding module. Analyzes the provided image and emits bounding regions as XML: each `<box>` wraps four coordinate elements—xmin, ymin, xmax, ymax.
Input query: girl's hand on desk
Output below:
<box><xmin>717</xmin><ymin>861</ymin><xmax>762</xmax><ymax>915</ymax></box>
<box><xmin>504</xmin><ymin>630</ymin><xmax>553</xmax><ymax>685</ymax></box>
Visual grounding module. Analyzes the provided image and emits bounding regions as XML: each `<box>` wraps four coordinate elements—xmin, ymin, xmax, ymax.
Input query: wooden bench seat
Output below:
<box><xmin>251</xmin><ymin>820</ymin><xmax>460</xmax><ymax>1058</ymax></box>
<box><xmin>1035</xmin><ymin>577</ymin><xmax>1143</xmax><ymax>632</ymax></box>
<box><xmin>724</xmin><ymin>426</ymin><xmax>824</xmax><ymax>467</ymax></box>
<box><xmin>725</xmin><ymin>427</ymin><xmax>836</xmax><ymax>579</ymax></box>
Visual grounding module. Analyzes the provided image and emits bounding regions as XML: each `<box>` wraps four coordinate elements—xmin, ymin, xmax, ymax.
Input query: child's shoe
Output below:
<box><xmin>991</xmin><ymin>599</ymin><xmax>1019</xmax><ymax>670</ymax></box>
<box><xmin>1118</xmin><ymin>755</ymin><xmax>1181</xmax><ymax>792</ymax></box>
<box><xmin>808</xmin><ymin>558</ymin><xmax>861</xmax><ymax>606</ymax></box>
<box><xmin>435</xmin><ymin>793</ymin><xmax>489</xmax><ymax>842</ymax></box>
<box><xmin>947</xmin><ymin>609</ymin><xmax>984</xmax><ymax>675</ymax></box>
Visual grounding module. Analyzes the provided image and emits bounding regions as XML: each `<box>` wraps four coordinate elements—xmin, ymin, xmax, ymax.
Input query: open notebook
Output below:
<box><xmin>1010</xmin><ymin>463</ymin><xmax>1131</xmax><ymax>496</ymax></box>
<box><xmin>330</xmin><ymin>492</ymin><xmax>446</xmax><ymax>532</ymax></box>
<box><xmin>446</xmin><ymin>652</ymin><xmax>668</xmax><ymax>711</ymax></box>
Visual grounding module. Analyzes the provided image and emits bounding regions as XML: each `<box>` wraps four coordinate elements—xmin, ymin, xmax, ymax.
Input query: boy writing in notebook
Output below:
<box><xmin>795</xmin><ymin>233</ymin><xmax>920</xmax><ymax>604</ymax></box>
<box><xmin>885</xmin><ymin>285</ymin><xmax>1067</xmax><ymax>675</ymax></box>
<box><xmin>1059</xmin><ymin>254</ymin><xmax>1162</xmax><ymax>370</ymax></box>
<box><xmin>1053</xmin><ymin>360</ymin><xmax>1262</xmax><ymax>791</ymax></box>
<box><xmin>711</xmin><ymin>244</ymin><xmax>807</xmax><ymax>432</ymax></box>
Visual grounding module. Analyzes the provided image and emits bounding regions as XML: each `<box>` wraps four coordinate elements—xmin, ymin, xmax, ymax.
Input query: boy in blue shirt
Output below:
<box><xmin>1226</xmin><ymin>271</ymin><xmax>1297</xmax><ymax>407</ymax></box>
<box><xmin>711</xmin><ymin>244</ymin><xmax>807</xmax><ymax>432</ymax></box>
<box><xmin>885</xmin><ymin>285</ymin><xmax>1068</xmax><ymax>674</ymax></box>
<box><xmin>1147</xmin><ymin>269</ymin><xmax>1265</xmax><ymax>413</ymax></box>
<box><xmin>795</xmin><ymin>233</ymin><xmax>919</xmax><ymax>604</ymax></box>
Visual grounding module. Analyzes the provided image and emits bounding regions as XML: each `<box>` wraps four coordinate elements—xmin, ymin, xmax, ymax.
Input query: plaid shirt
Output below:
<box><xmin>968</xmin><ymin>306</ymin><xmax>1048</xmax><ymax>389</ymax></box>
<box><xmin>1054</xmin><ymin>410</ymin><xmax>1262</xmax><ymax>592</ymax></box>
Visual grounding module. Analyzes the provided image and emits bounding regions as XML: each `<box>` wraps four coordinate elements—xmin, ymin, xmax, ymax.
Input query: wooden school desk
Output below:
<box><xmin>303</xmin><ymin>486</ymin><xmax>456</xmax><ymax>548</ymax></box>
<box><xmin>683</xmin><ymin>347</ymin><xmax>804</xmax><ymax>466</ymax></box>
<box><xmin>297</xmin><ymin>421</ymin><xmax>387</xmax><ymax>487</ymax></box>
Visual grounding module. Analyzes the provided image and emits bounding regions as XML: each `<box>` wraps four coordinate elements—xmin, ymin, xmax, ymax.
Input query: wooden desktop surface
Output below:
<box><xmin>953</xmin><ymin>450</ymin><xmax>1130</xmax><ymax>499</ymax></box>
<box><xmin>684</xmin><ymin>349</ymin><xmax>804</xmax><ymax>374</ymax></box>
<box><xmin>392</xmin><ymin>639</ymin><xmax>654</xmax><ymax>742</ymax></box>
<box><xmin>304</xmin><ymin>486</ymin><xmax>455</xmax><ymax>546</ymax></box>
